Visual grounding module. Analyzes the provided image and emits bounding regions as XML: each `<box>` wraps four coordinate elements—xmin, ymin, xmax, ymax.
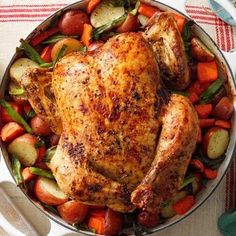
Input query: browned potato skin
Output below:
<box><xmin>57</xmin><ymin>200</ymin><xmax>89</xmax><ymax>224</ymax></box>
<box><xmin>191</xmin><ymin>38</ymin><xmax>215</xmax><ymax>62</ymax></box>
<box><xmin>58</xmin><ymin>10</ymin><xmax>90</xmax><ymax>36</ymax></box>
<box><xmin>137</xmin><ymin>210</ymin><xmax>160</xmax><ymax>228</ymax></box>
<box><xmin>103</xmin><ymin>209</ymin><xmax>124</xmax><ymax>235</ymax></box>
<box><xmin>30</xmin><ymin>115</ymin><xmax>52</xmax><ymax>136</ymax></box>
<box><xmin>212</xmin><ymin>96</ymin><xmax>234</xmax><ymax>120</ymax></box>
<box><xmin>50</xmin><ymin>134</ymin><xmax>60</xmax><ymax>146</ymax></box>
<box><xmin>116</xmin><ymin>14</ymin><xmax>139</xmax><ymax>33</ymax></box>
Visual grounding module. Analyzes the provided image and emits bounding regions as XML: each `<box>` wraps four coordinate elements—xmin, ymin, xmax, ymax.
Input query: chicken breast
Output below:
<box><xmin>50</xmin><ymin>33</ymin><xmax>162</xmax><ymax>212</ymax></box>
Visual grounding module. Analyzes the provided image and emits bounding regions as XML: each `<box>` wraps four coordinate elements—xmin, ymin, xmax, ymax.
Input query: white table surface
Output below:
<box><xmin>0</xmin><ymin>0</ymin><xmax>226</xmax><ymax>235</ymax></box>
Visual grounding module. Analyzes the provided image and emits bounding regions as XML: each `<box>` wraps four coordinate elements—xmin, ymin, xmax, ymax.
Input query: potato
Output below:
<box><xmin>90</xmin><ymin>0</ymin><xmax>125</xmax><ymax>28</ymax></box>
<box><xmin>58</xmin><ymin>10</ymin><xmax>90</xmax><ymax>36</ymax></box>
<box><xmin>116</xmin><ymin>14</ymin><xmax>139</xmax><ymax>33</ymax></box>
<box><xmin>30</xmin><ymin>115</ymin><xmax>52</xmax><ymax>136</ymax></box>
<box><xmin>88</xmin><ymin>41</ymin><xmax>104</xmax><ymax>51</ymax></box>
<box><xmin>103</xmin><ymin>209</ymin><xmax>124</xmax><ymax>235</ymax></box>
<box><xmin>191</xmin><ymin>38</ymin><xmax>215</xmax><ymax>62</ymax></box>
<box><xmin>49</xmin><ymin>134</ymin><xmax>60</xmax><ymax>146</ymax></box>
<box><xmin>9</xmin><ymin>58</ymin><xmax>39</xmax><ymax>83</ymax></box>
<box><xmin>34</xmin><ymin>176</ymin><xmax>68</xmax><ymax>205</ymax></box>
<box><xmin>203</xmin><ymin>127</ymin><xmax>229</xmax><ymax>159</ymax></box>
<box><xmin>212</xmin><ymin>96</ymin><xmax>234</xmax><ymax>120</ymax></box>
<box><xmin>137</xmin><ymin>14</ymin><xmax>149</xmax><ymax>26</ymax></box>
<box><xmin>138</xmin><ymin>210</ymin><xmax>159</xmax><ymax>228</ymax></box>
<box><xmin>57</xmin><ymin>200</ymin><xmax>89</xmax><ymax>224</ymax></box>
<box><xmin>8</xmin><ymin>133</ymin><xmax>39</xmax><ymax>166</ymax></box>
<box><xmin>51</xmin><ymin>38</ymin><xmax>84</xmax><ymax>61</ymax></box>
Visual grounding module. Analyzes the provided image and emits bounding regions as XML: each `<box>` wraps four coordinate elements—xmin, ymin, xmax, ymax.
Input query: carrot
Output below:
<box><xmin>172</xmin><ymin>14</ymin><xmax>187</xmax><ymax>33</ymax></box>
<box><xmin>197</xmin><ymin>60</ymin><xmax>218</xmax><ymax>84</ymax></box>
<box><xmin>188</xmin><ymin>81</ymin><xmax>210</xmax><ymax>96</ymax></box>
<box><xmin>81</xmin><ymin>24</ymin><xmax>93</xmax><ymax>47</ymax></box>
<box><xmin>40</xmin><ymin>45</ymin><xmax>52</xmax><ymax>63</ymax></box>
<box><xmin>195</xmin><ymin>104</ymin><xmax>213</xmax><ymax>118</ymax></box>
<box><xmin>88</xmin><ymin>215</ymin><xmax>105</xmax><ymax>234</ymax></box>
<box><xmin>197</xmin><ymin>128</ymin><xmax>202</xmax><ymax>143</ymax></box>
<box><xmin>22</xmin><ymin>167</ymin><xmax>36</xmax><ymax>182</ymax></box>
<box><xmin>0</xmin><ymin>121</ymin><xmax>24</xmax><ymax>142</ymax></box>
<box><xmin>190</xmin><ymin>159</ymin><xmax>204</xmax><ymax>173</ymax></box>
<box><xmin>189</xmin><ymin>92</ymin><xmax>199</xmax><ymax>104</ymax></box>
<box><xmin>87</xmin><ymin>0</ymin><xmax>101</xmax><ymax>14</ymax></box>
<box><xmin>173</xmin><ymin>195</ymin><xmax>195</xmax><ymax>215</ymax></box>
<box><xmin>203</xmin><ymin>168</ymin><xmax>217</xmax><ymax>180</ymax></box>
<box><xmin>199</xmin><ymin>118</ymin><xmax>215</xmax><ymax>128</ymax></box>
<box><xmin>1</xmin><ymin>101</ymin><xmax>22</xmax><ymax>123</ymax></box>
<box><xmin>138</xmin><ymin>3</ymin><xmax>160</xmax><ymax>18</ymax></box>
<box><xmin>215</xmin><ymin>120</ymin><xmax>231</xmax><ymax>129</ymax></box>
<box><xmin>30</xmin><ymin>27</ymin><xmax>59</xmax><ymax>46</ymax></box>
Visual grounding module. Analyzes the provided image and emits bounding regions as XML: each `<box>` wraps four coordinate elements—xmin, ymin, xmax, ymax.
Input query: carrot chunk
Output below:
<box><xmin>195</xmin><ymin>104</ymin><xmax>213</xmax><ymax>118</ymax></box>
<box><xmin>138</xmin><ymin>3</ymin><xmax>160</xmax><ymax>18</ymax></box>
<box><xmin>204</xmin><ymin>168</ymin><xmax>217</xmax><ymax>180</ymax></box>
<box><xmin>88</xmin><ymin>215</ymin><xmax>105</xmax><ymax>234</ymax></box>
<box><xmin>197</xmin><ymin>128</ymin><xmax>202</xmax><ymax>143</ymax></box>
<box><xmin>172</xmin><ymin>14</ymin><xmax>187</xmax><ymax>33</ymax></box>
<box><xmin>22</xmin><ymin>167</ymin><xmax>36</xmax><ymax>182</ymax></box>
<box><xmin>190</xmin><ymin>159</ymin><xmax>204</xmax><ymax>173</ymax></box>
<box><xmin>87</xmin><ymin>0</ymin><xmax>101</xmax><ymax>14</ymax></box>
<box><xmin>215</xmin><ymin>120</ymin><xmax>231</xmax><ymax>129</ymax></box>
<box><xmin>189</xmin><ymin>92</ymin><xmax>199</xmax><ymax>104</ymax></box>
<box><xmin>81</xmin><ymin>24</ymin><xmax>93</xmax><ymax>47</ymax></box>
<box><xmin>40</xmin><ymin>45</ymin><xmax>52</xmax><ymax>63</ymax></box>
<box><xmin>197</xmin><ymin>60</ymin><xmax>218</xmax><ymax>84</ymax></box>
<box><xmin>199</xmin><ymin>118</ymin><xmax>215</xmax><ymax>128</ymax></box>
<box><xmin>0</xmin><ymin>121</ymin><xmax>24</xmax><ymax>142</ymax></box>
<box><xmin>173</xmin><ymin>195</ymin><xmax>195</xmax><ymax>215</ymax></box>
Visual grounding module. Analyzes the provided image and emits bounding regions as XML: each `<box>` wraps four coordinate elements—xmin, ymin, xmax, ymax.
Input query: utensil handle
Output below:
<box><xmin>212</xmin><ymin>0</ymin><xmax>236</xmax><ymax>22</ymax></box>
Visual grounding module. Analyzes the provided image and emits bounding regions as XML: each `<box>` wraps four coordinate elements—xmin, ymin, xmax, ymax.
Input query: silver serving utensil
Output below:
<box><xmin>0</xmin><ymin>187</ymin><xmax>38</xmax><ymax>236</ymax></box>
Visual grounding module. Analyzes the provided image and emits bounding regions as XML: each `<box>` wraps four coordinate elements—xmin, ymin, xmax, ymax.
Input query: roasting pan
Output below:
<box><xmin>1</xmin><ymin>0</ymin><xmax>236</xmax><ymax>235</ymax></box>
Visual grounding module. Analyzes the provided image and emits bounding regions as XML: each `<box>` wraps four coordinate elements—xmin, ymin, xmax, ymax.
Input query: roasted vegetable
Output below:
<box><xmin>90</xmin><ymin>0</ymin><xmax>125</xmax><ymax>28</ymax></box>
<box><xmin>0</xmin><ymin>99</ymin><xmax>32</xmax><ymax>133</ymax></box>
<box><xmin>191</xmin><ymin>37</ymin><xmax>215</xmax><ymax>62</ymax></box>
<box><xmin>58</xmin><ymin>10</ymin><xmax>90</xmax><ymax>36</ymax></box>
<box><xmin>203</xmin><ymin>127</ymin><xmax>229</xmax><ymax>159</ymax></box>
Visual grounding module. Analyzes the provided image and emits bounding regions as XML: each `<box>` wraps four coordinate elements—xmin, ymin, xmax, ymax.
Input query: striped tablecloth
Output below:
<box><xmin>0</xmin><ymin>0</ymin><xmax>235</xmax><ymax>235</ymax></box>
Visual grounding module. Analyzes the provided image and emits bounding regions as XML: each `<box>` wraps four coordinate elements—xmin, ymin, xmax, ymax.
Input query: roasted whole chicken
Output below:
<box><xmin>20</xmin><ymin>13</ymin><xmax>199</xmax><ymax>213</ymax></box>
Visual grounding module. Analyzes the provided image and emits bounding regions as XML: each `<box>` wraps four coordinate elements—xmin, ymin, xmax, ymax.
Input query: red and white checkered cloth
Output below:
<box><xmin>186</xmin><ymin>0</ymin><xmax>236</xmax><ymax>52</ymax></box>
<box><xmin>186</xmin><ymin>0</ymin><xmax>236</xmax><ymax>211</ymax></box>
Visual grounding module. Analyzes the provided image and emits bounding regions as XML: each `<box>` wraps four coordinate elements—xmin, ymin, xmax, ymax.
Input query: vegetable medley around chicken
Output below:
<box><xmin>0</xmin><ymin>0</ymin><xmax>234</xmax><ymax>235</ymax></box>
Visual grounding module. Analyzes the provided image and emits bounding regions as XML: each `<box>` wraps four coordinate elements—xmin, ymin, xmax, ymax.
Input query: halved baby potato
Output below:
<box><xmin>9</xmin><ymin>58</ymin><xmax>39</xmax><ymax>82</ymax></box>
<box><xmin>8</xmin><ymin>133</ymin><xmax>39</xmax><ymax>166</ymax></box>
<box><xmin>203</xmin><ymin>127</ymin><xmax>229</xmax><ymax>159</ymax></box>
<box><xmin>191</xmin><ymin>38</ymin><xmax>215</xmax><ymax>62</ymax></box>
<box><xmin>90</xmin><ymin>0</ymin><xmax>125</xmax><ymax>28</ymax></box>
<box><xmin>34</xmin><ymin>176</ymin><xmax>68</xmax><ymax>205</ymax></box>
<box><xmin>51</xmin><ymin>38</ymin><xmax>84</xmax><ymax>61</ymax></box>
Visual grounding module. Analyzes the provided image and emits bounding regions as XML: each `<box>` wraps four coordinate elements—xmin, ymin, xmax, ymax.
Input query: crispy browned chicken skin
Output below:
<box><xmin>20</xmin><ymin>13</ymin><xmax>199</xmax><ymax>213</ymax></box>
